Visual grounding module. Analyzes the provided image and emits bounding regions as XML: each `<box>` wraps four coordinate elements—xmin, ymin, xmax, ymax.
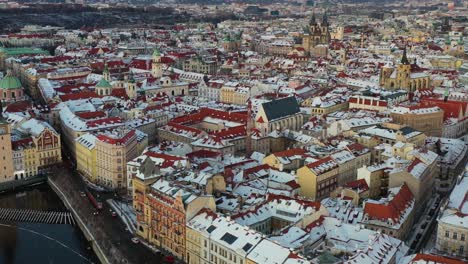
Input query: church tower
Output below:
<box><xmin>152</xmin><ymin>49</ymin><xmax>162</xmax><ymax>78</ymax></box>
<box><xmin>126</xmin><ymin>71</ymin><xmax>137</xmax><ymax>99</ymax></box>
<box><xmin>396</xmin><ymin>47</ymin><xmax>411</xmax><ymax>90</ymax></box>
<box><xmin>103</xmin><ymin>62</ymin><xmax>110</xmax><ymax>82</ymax></box>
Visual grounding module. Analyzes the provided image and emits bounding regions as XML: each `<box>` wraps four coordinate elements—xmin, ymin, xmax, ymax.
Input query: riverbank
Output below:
<box><xmin>0</xmin><ymin>184</ymin><xmax>98</xmax><ymax>264</ymax></box>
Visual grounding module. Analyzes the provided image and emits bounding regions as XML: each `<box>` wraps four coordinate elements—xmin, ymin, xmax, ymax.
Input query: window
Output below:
<box><xmin>445</xmin><ymin>231</ymin><xmax>450</xmax><ymax>237</ymax></box>
<box><xmin>453</xmin><ymin>232</ymin><xmax>458</xmax><ymax>240</ymax></box>
<box><xmin>461</xmin><ymin>234</ymin><xmax>465</xmax><ymax>241</ymax></box>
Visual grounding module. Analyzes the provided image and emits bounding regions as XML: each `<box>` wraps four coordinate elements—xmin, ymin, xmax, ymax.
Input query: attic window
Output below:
<box><xmin>220</xmin><ymin>232</ymin><xmax>238</xmax><ymax>245</ymax></box>
<box><xmin>242</xmin><ymin>243</ymin><xmax>253</xmax><ymax>252</ymax></box>
<box><xmin>207</xmin><ymin>225</ymin><xmax>216</xmax><ymax>234</ymax></box>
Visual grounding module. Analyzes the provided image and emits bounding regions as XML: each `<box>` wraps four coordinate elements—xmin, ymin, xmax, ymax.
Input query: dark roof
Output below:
<box><xmin>261</xmin><ymin>96</ymin><xmax>300</xmax><ymax>121</ymax></box>
<box><xmin>400</xmin><ymin>126</ymin><xmax>417</xmax><ymax>135</ymax></box>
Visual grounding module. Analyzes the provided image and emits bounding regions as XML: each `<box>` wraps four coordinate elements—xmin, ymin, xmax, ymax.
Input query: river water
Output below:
<box><xmin>0</xmin><ymin>184</ymin><xmax>99</xmax><ymax>264</ymax></box>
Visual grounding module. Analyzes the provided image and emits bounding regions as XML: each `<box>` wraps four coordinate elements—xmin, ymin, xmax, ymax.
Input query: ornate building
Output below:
<box><xmin>302</xmin><ymin>13</ymin><xmax>331</xmax><ymax>56</ymax></box>
<box><xmin>379</xmin><ymin>48</ymin><xmax>430</xmax><ymax>92</ymax></box>
<box><xmin>0</xmin><ymin>71</ymin><xmax>26</xmax><ymax>104</ymax></box>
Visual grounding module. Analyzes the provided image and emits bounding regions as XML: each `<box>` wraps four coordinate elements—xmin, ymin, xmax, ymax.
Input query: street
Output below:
<box><xmin>49</xmin><ymin>162</ymin><xmax>165</xmax><ymax>264</ymax></box>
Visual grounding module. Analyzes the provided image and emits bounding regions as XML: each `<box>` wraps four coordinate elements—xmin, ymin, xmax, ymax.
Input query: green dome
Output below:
<box><xmin>96</xmin><ymin>78</ymin><xmax>112</xmax><ymax>88</ymax></box>
<box><xmin>0</xmin><ymin>72</ymin><xmax>22</xmax><ymax>90</ymax></box>
<box><xmin>152</xmin><ymin>49</ymin><xmax>161</xmax><ymax>57</ymax></box>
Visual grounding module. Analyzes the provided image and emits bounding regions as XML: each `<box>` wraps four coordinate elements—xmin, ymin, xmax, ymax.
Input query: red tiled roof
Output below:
<box><xmin>186</xmin><ymin>149</ymin><xmax>222</xmax><ymax>160</ymax></box>
<box><xmin>110</xmin><ymin>88</ymin><xmax>129</xmax><ymax>99</ymax></box>
<box><xmin>86</xmin><ymin>117</ymin><xmax>122</xmax><ymax>128</ymax></box>
<box><xmin>96</xmin><ymin>129</ymin><xmax>136</xmax><ymax>145</ymax></box>
<box><xmin>344</xmin><ymin>179</ymin><xmax>369</xmax><ymax>192</ymax></box>
<box><xmin>144</xmin><ymin>151</ymin><xmax>185</xmax><ymax>168</ymax></box>
<box><xmin>412</xmin><ymin>254</ymin><xmax>465</xmax><ymax>264</ymax></box>
<box><xmin>364</xmin><ymin>183</ymin><xmax>413</xmax><ymax>222</ymax></box>
<box><xmin>421</xmin><ymin>98</ymin><xmax>467</xmax><ymax>121</ymax></box>
<box><xmin>209</xmin><ymin>125</ymin><xmax>246</xmax><ymax>140</ymax></box>
<box><xmin>4</xmin><ymin>101</ymin><xmax>32</xmax><ymax>113</ymax></box>
<box><xmin>75</xmin><ymin>111</ymin><xmax>106</xmax><ymax>120</ymax></box>
<box><xmin>274</xmin><ymin>148</ymin><xmax>307</xmax><ymax>158</ymax></box>
<box><xmin>12</xmin><ymin>137</ymin><xmax>34</xmax><ymax>150</ymax></box>
<box><xmin>59</xmin><ymin>91</ymin><xmax>101</xmax><ymax>102</ymax></box>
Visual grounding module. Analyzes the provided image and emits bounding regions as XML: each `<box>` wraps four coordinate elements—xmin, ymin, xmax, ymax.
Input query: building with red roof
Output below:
<box><xmin>95</xmin><ymin>128</ymin><xmax>139</xmax><ymax>190</ymax></box>
<box><xmin>362</xmin><ymin>183</ymin><xmax>414</xmax><ymax>240</ymax></box>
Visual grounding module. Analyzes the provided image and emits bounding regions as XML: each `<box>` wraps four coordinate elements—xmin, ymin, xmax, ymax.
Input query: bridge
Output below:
<box><xmin>0</xmin><ymin>175</ymin><xmax>47</xmax><ymax>193</ymax></box>
<box><xmin>0</xmin><ymin>208</ymin><xmax>75</xmax><ymax>225</ymax></box>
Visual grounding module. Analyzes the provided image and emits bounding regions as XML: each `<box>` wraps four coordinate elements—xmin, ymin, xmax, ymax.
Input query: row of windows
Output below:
<box><xmin>445</xmin><ymin>231</ymin><xmax>466</xmax><ymax>241</ymax></box>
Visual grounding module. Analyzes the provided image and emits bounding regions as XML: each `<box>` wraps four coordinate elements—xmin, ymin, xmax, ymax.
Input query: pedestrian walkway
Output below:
<box><xmin>0</xmin><ymin>208</ymin><xmax>75</xmax><ymax>225</ymax></box>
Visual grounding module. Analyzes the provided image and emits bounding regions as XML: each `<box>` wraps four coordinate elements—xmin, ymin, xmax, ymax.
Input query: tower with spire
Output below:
<box><xmin>125</xmin><ymin>71</ymin><xmax>137</xmax><ymax>99</ymax></box>
<box><xmin>152</xmin><ymin>48</ymin><xmax>163</xmax><ymax>78</ymax></box>
<box><xmin>379</xmin><ymin>45</ymin><xmax>430</xmax><ymax>92</ymax></box>
<box><xmin>302</xmin><ymin>10</ymin><xmax>330</xmax><ymax>56</ymax></box>
<box><xmin>103</xmin><ymin>61</ymin><xmax>111</xmax><ymax>81</ymax></box>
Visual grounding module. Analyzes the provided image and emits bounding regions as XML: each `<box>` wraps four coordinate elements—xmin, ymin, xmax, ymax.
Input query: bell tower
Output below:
<box><xmin>152</xmin><ymin>49</ymin><xmax>162</xmax><ymax>78</ymax></box>
<box><xmin>397</xmin><ymin>47</ymin><xmax>411</xmax><ymax>90</ymax></box>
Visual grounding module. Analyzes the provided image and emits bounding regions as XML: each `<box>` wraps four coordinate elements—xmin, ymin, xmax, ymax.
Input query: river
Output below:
<box><xmin>0</xmin><ymin>184</ymin><xmax>99</xmax><ymax>264</ymax></box>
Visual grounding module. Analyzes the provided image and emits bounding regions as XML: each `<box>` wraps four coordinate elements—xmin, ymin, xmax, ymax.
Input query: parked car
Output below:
<box><xmin>131</xmin><ymin>237</ymin><xmax>139</xmax><ymax>244</ymax></box>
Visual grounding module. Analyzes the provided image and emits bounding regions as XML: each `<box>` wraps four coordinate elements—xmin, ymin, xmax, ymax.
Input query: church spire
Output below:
<box><xmin>401</xmin><ymin>46</ymin><xmax>410</xmax><ymax>65</ymax></box>
<box><xmin>322</xmin><ymin>10</ymin><xmax>329</xmax><ymax>26</ymax></box>
<box><xmin>310</xmin><ymin>12</ymin><xmax>317</xmax><ymax>25</ymax></box>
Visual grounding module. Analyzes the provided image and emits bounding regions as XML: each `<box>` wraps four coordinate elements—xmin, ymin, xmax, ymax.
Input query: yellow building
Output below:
<box><xmin>297</xmin><ymin>157</ymin><xmax>339</xmax><ymax>200</ymax></box>
<box><xmin>219</xmin><ymin>84</ymin><xmax>252</xmax><ymax>105</ymax></box>
<box><xmin>263</xmin><ymin>148</ymin><xmax>307</xmax><ymax>171</ymax></box>
<box><xmin>75</xmin><ymin>133</ymin><xmax>98</xmax><ymax>183</ymax></box>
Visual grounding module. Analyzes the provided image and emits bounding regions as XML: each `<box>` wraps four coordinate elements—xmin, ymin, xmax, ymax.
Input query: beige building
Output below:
<box><xmin>390</xmin><ymin>106</ymin><xmax>444</xmax><ymax>137</ymax></box>
<box><xmin>356</xmin><ymin>123</ymin><xmax>427</xmax><ymax>147</ymax></box>
<box><xmin>0</xmin><ymin>115</ymin><xmax>14</xmax><ymax>183</ymax></box>
<box><xmin>297</xmin><ymin>157</ymin><xmax>339</xmax><ymax>200</ymax></box>
<box><xmin>388</xmin><ymin>146</ymin><xmax>438</xmax><ymax>216</ymax></box>
<box><xmin>183</xmin><ymin>57</ymin><xmax>218</xmax><ymax>75</ymax></box>
<box><xmin>362</xmin><ymin>183</ymin><xmax>415</xmax><ymax>240</ymax></box>
<box><xmin>436</xmin><ymin>173</ymin><xmax>468</xmax><ymax>259</ymax></box>
<box><xmin>95</xmin><ymin>128</ymin><xmax>139</xmax><ymax>190</ymax></box>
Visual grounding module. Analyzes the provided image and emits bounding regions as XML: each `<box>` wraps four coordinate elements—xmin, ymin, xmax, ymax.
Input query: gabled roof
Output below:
<box><xmin>261</xmin><ymin>96</ymin><xmax>300</xmax><ymax>121</ymax></box>
<box><xmin>364</xmin><ymin>183</ymin><xmax>413</xmax><ymax>222</ymax></box>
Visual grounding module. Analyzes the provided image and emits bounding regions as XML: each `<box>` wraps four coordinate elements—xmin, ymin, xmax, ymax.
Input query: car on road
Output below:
<box><xmin>112</xmin><ymin>211</ymin><xmax>117</xmax><ymax>217</ymax></box>
<box><xmin>421</xmin><ymin>223</ymin><xmax>427</xmax><ymax>229</ymax></box>
<box><xmin>131</xmin><ymin>237</ymin><xmax>139</xmax><ymax>244</ymax></box>
<box><xmin>416</xmin><ymin>233</ymin><xmax>422</xmax><ymax>240</ymax></box>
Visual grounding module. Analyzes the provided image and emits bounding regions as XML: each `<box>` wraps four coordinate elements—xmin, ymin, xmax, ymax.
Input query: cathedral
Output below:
<box><xmin>302</xmin><ymin>12</ymin><xmax>331</xmax><ymax>56</ymax></box>
<box><xmin>379</xmin><ymin>47</ymin><xmax>430</xmax><ymax>92</ymax></box>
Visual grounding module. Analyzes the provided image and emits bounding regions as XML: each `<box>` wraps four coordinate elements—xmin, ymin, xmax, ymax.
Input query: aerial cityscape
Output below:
<box><xmin>0</xmin><ymin>0</ymin><xmax>467</xmax><ymax>264</ymax></box>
